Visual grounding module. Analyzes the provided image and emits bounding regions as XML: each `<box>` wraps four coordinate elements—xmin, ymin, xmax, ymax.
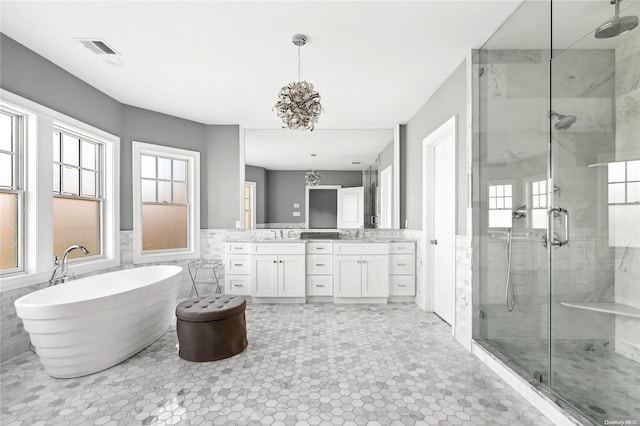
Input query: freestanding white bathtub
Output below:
<box><xmin>15</xmin><ymin>265</ymin><xmax>182</xmax><ymax>378</ymax></box>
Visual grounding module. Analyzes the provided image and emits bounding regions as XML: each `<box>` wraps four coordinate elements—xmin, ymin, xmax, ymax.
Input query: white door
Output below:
<box><xmin>361</xmin><ymin>255</ymin><xmax>389</xmax><ymax>297</ymax></box>
<box><xmin>334</xmin><ymin>255</ymin><xmax>361</xmax><ymax>297</ymax></box>
<box><xmin>252</xmin><ymin>255</ymin><xmax>278</xmax><ymax>297</ymax></box>
<box><xmin>423</xmin><ymin>116</ymin><xmax>456</xmax><ymax>325</ymax></box>
<box><xmin>337</xmin><ymin>187</ymin><xmax>364</xmax><ymax>229</ymax></box>
<box><xmin>379</xmin><ymin>166</ymin><xmax>392</xmax><ymax>229</ymax></box>
<box><xmin>278</xmin><ymin>255</ymin><xmax>305</xmax><ymax>297</ymax></box>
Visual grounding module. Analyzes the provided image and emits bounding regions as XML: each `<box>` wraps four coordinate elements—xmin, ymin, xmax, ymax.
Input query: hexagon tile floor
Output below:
<box><xmin>1</xmin><ymin>303</ymin><xmax>553</xmax><ymax>425</ymax></box>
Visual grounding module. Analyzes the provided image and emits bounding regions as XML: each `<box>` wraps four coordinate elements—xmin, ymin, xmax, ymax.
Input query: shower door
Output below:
<box><xmin>549</xmin><ymin>1</ymin><xmax>640</xmax><ymax>422</ymax></box>
<box><xmin>477</xmin><ymin>0</ymin><xmax>552</xmax><ymax>384</ymax></box>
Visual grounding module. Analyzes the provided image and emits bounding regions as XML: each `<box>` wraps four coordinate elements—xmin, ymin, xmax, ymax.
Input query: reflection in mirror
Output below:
<box><xmin>244</xmin><ymin>129</ymin><xmax>396</xmax><ymax>229</ymax></box>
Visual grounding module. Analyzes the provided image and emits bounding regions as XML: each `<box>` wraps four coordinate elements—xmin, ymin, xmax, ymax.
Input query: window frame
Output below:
<box><xmin>132</xmin><ymin>141</ymin><xmax>200</xmax><ymax>264</ymax></box>
<box><xmin>0</xmin><ymin>89</ymin><xmax>120</xmax><ymax>291</ymax></box>
<box><xmin>0</xmin><ymin>107</ymin><xmax>25</xmax><ymax>275</ymax></box>
<box><xmin>52</xmin><ymin>128</ymin><xmax>105</xmax><ymax>263</ymax></box>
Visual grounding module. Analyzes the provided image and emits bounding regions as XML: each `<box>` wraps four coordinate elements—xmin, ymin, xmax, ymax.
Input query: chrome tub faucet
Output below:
<box><xmin>49</xmin><ymin>245</ymin><xmax>90</xmax><ymax>286</ymax></box>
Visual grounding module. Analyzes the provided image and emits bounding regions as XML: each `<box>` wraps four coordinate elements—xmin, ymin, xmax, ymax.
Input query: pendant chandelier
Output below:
<box><xmin>305</xmin><ymin>154</ymin><xmax>322</xmax><ymax>187</ymax></box>
<box><xmin>274</xmin><ymin>34</ymin><xmax>323</xmax><ymax>131</ymax></box>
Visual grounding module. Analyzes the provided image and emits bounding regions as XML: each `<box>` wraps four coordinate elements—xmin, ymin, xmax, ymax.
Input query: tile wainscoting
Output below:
<box><xmin>1</xmin><ymin>228</ymin><xmax>418</xmax><ymax>362</ymax></box>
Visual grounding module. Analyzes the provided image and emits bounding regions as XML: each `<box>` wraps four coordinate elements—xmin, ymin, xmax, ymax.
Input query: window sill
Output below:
<box><xmin>133</xmin><ymin>250</ymin><xmax>200</xmax><ymax>265</ymax></box>
<box><xmin>0</xmin><ymin>257</ymin><xmax>120</xmax><ymax>293</ymax></box>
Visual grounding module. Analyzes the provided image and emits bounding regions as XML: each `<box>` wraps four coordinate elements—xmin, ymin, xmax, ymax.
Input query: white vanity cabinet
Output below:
<box><xmin>389</xmin><ymin>242</ymin><xmax>416</xmax><ymax>296</ymax></box>
<box><xmin>306</xmin><ymin>242</ymin><xmax>333</xmax><ymax>296</ymax></box>
<box><xmin>223</xmin><ymin>243</ymin><xmax>252</xmax><ymax>295</ymax></box>
<box><xmin>252</xmin><ymin>243</ymin><xmax>306</xmax><ymax>298</ymax></box>
<box><xmin>334</xmin><ymin>243</ymin><xmax>389</xmax><ymax>299</ymax></box>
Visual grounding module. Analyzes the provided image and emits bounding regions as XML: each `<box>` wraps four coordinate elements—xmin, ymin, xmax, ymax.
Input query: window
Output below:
<box><xmin>530</xmin><ymin>179</ymin><xmax>547</xmax><ymax>229</ymax></box>
<box><xmin>608</xmin><ymin>160</ymin><xmax>640</xmax><ymax>204</ymax></box>
<box><xmin>53</xmin><ymin>130</ymin><xmax>102</xmax><ymax>260</ymax></box>
<box><xmin>488</xmin><ymin>183</ymin><xmax>513</xmax><ymax>228</ymax></box>
<box><xmin>133</xmin><ymin>142</ymin><xmax>199</xmax><ymax>263</ymax></box>
<box><xmin>608</xmin><ymin>160</ymin><xmax>640</xmax><ymax>248</ymax></box>
<box><xmin>0</xmin><ymin>90</ymin><xmax>119</xmax><ymax>291</ymax></box>
<box><xmin>0</xmin><ymin>109</ymin><xmax>23</xmax><ymax>274</ymax></box>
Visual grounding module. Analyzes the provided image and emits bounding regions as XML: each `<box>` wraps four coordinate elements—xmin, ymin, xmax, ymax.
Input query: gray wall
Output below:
<box><xmin>1</xmin><ymin>33</ymin><xmax>241</xmax><ymax>231</ymax></box>
<box><xmin>0</xmin><ymin>33</ymin><xmax>122</xmax><ymax>137</ymax></box>
<box><xmin>206</xmin><ymin>125</ymin><xmax>240</xmax><ymax>229</ymax></box>
<box><xmin>266</xmin><ymin>170</ymin><xmax>362</xmax><ymax>224</ymax></box>
<box><xmin>309</xmin><ymin>189</ymin><xmax>338</xmax><ymax>229</ymax></box>
<box><xmin>121</xmin><ymin>105</ymin><xmax>207</xmax><ymax>229</ymax></box>
<box><xmin>402</xmin><ymin>59</ymin><xmax>468</xmax><ymax>235</ymax></box>
<box><xmin>245</xmin><ymin>165</ymin><xmax>266</xmax><ymax>224</ymax></box>
<box><xmin>378</xmin><ymin>140</ymin><xmax>394</xmax><ymax>172</ymax></box>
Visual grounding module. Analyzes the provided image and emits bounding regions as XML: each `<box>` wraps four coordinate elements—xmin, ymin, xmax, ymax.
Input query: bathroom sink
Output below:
<box><xmin>299</xmin><ymin>232</ymin><xmax>340</xmax><ymax>240</ymax></box>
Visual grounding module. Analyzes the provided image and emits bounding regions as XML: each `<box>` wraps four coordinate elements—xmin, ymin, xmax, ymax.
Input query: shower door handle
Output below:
<box><xmin>549</xmin><ymin>207</ymin><xmax>570</xmax><ymax>247</ymax></box>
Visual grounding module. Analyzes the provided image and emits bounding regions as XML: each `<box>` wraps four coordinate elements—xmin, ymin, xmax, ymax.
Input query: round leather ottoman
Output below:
<box><xmin>175</xmin><ymin>294</ymin><xmax>248</xmax><ymax>362</ymax></box>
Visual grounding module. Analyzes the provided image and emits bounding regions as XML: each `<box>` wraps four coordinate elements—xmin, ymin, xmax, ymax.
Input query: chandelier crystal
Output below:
<box><xmin>304</xmin><ymin>154</ymin><xmax>322</xmax><ymax>186</ymax></box>
<box><xmin>274</xmin><ymin>34</ymin><xmax>323</xmax><ymax>131</ymax></box>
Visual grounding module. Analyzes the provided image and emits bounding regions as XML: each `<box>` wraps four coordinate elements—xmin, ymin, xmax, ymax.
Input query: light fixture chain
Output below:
<box><xmin>298</xmin><ymin>45</ymin><xmax>301</xmax><ymax>82</ymax></box>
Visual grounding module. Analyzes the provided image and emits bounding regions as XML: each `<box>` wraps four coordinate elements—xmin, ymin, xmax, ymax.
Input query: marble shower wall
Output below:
<box><xmin>614</xmin><ymin>30</ymin><xmax>640</xmax><ymax>362</ymax></box>
<box><xmin>476</xmin><ymin>48</ymin><xmax>616</xmax><ymax>345</ymax></box>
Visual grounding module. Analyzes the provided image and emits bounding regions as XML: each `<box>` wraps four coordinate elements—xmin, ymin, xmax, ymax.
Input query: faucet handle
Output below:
<box><xmin>53</xmin><ymin>254</ymin><xmax>61</xmax><ymax>266</ymax></box>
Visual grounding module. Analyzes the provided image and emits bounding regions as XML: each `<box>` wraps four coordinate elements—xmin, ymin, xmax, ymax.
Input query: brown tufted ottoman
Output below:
<box><xmin>175</xmin><ymin>294</ymin><xmax>248</xmax><ymax>362</ymax></box>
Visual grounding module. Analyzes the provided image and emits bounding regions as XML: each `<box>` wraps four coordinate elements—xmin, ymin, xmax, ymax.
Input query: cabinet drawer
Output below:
<box><xmin>225</xmin><ymin>243</ymin><xmax>251</xmax><ymax>254</ymax></box>
<box><xmin>389</xmin><ymin>275</ymin><xmax>415</xmax><ymax>296</ymax></box>
<box><xmin>226</xmin><ymin>275</ymin><xmax>251</xmax><ymax>296</ymax></box>
<box><xmin>306</xmin><ymin>242</ymin><xmax>333</xmax><ymax>254</ymax></box>
<box><xmin>390</xmin><ymin>242</ymin><xmax>415</xmax><ymax>254</ymax></box>
<box><xmin>306</xmin><ymin>255</ymin><xmax>333</xmax><ymax>275</ymax></box>
<box><xmin>225</xmin><ymin>255</ymin><xmax>251</xmax><ymax>274</ymax></box>
<box><xmin>333</xmin><ymin>243</ymin><xmax>389</xmax><ymax>255</ymax></box>
<box><xmin>253</xmin><ymin>243</ymin><xmax>306</xmax><ymax>255</ymax></box>
<box><xmin>389</xmin><ymin>254</ymin><xmax>415</xmax><ymax>275</ymax></box>
<box><xmin>306</xmin><ymin>275</ymin><xmax>333</xmax><ymax>296</ymax></box>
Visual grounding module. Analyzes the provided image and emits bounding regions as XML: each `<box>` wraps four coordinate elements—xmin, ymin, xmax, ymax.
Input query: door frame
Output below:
<box><xmin>421</xmin><ymin>115</ymin><xmax>457</xmax><ymax>331</ymax></box>
<box><xmin>305</xmin><ymin>184</ymin><xmax>341</xmax><ymax>228</ymax></box>
<box><xmin>380</xmin><ymin>165</ymin><xmax>393</xmax><ymax>228</ymax></box>
<box><xmin>244</xmin><ymin>181</ymin><xmax>256</xmax><ymax>229</ymax></box>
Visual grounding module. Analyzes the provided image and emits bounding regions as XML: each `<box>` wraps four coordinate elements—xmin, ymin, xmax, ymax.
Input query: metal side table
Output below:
<box><xmin>187</xmin><ymin>258</ymin><xmax>224</xmax><ymax>297</ymax></box>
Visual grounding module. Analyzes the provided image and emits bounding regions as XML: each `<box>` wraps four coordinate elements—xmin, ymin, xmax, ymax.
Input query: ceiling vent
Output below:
<box><xmin>77</xmin><ymin>38</ymin><xmax>120</xmax><ymax>55</ymax></box>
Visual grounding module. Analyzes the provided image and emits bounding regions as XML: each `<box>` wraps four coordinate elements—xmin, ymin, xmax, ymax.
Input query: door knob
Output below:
<box><xmin>430</xmin><ymin>239</ymin><xmax>438</xmax><ymax>245</ymax></box>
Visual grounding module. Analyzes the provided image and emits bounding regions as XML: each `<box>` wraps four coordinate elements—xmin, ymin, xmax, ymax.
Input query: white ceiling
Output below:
<box><xmin>245</xmin><ymin>129</ymin><xmax>393</xmax><ymax>170</ymax></box>
<box><xmin>0</xmin><ymin>0</ymin><xmax>522</xmax><ymax>129</ymax></box>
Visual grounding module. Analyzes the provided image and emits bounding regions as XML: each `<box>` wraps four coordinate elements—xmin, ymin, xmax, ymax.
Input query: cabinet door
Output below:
<box><xmin>334</xmin><ymin>255</ymin><xmax>362</xmax><ymax>297</ymax></box>
<box><xmin>278</xmin><ymin>255</ymin><xmax>305</xmax><ymax>297</ymax></box>
<box><xmin>361</xmin><ymin>255</ymin><xmax>389</xmax><ymax>298</ymax></box>
<box><xmin>337</xmin><ymin>187</ymin><xmax>364</xmax><ymax>229</ymax></box>
<box><xmin>252</xmin><ymin>255</ymin><xmax>278</xmax><ymax>297</ymax></box>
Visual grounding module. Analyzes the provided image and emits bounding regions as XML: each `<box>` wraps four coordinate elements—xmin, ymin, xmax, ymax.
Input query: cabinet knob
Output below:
<box><xmin>273</xmin><ymin>260</ymin><xmax>277</xmax><ymax>263</ymax></box>
<box><xmin>279</xmin><ymin>260</ymin><xmax>283</xmax><ymax>263</ymax></box>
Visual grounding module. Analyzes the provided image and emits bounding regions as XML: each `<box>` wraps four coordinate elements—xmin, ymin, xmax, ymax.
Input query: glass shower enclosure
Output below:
<box><xmin>475</xmin><ymin>0</ymin><xmax>640</xmax><ymax>424</ymax></box>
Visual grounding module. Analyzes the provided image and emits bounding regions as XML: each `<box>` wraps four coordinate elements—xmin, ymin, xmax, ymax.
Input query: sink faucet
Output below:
<box><xmin>49</xmin><ymin>245</ymin><xmax>90</xmax><ymax>286</ymax></box>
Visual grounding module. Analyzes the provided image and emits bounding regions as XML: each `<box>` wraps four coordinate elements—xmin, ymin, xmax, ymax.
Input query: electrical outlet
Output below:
<box><xmin>294</xmin><ymin>203</ymin><xmax>300</xmax><ymax>208</ymax></box>
<box><xmin>235</xmin><ymin>221</ymin><xmax>241</xmax><ymax>228</ymax></box>
<box><xmin>293</xmin><ymin>212</ymin><xmax>300</xmax><ymax>217</ymax></box>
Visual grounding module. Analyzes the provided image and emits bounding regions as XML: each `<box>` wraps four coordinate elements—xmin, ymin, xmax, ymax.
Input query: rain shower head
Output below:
<box><xmin>549</xmin><ymin>111</ymin><xmax>577</xmax><ymax>131</ymax></box>
<box><xmin>595</xmin><ymin>0</ymin><xmax>638</xmax><ymax>39</ymax></box>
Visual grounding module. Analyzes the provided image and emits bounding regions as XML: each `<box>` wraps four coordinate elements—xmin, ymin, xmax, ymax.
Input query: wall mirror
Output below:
<box><xmin>241</xmin><ymin>128</ymin><xmax>399</xmax><ymax>230</ymax></box>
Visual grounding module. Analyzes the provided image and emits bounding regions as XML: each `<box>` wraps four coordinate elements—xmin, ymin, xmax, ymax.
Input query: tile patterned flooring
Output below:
<box><xmin>488</xmin><ymin>338</ymin><xmax>640</xmax><ymax>424</ymax></box>
<box><xmin>1</xmin><ymin>303</ymin><xmax>552</xmax><ymax>426</ymax></box>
